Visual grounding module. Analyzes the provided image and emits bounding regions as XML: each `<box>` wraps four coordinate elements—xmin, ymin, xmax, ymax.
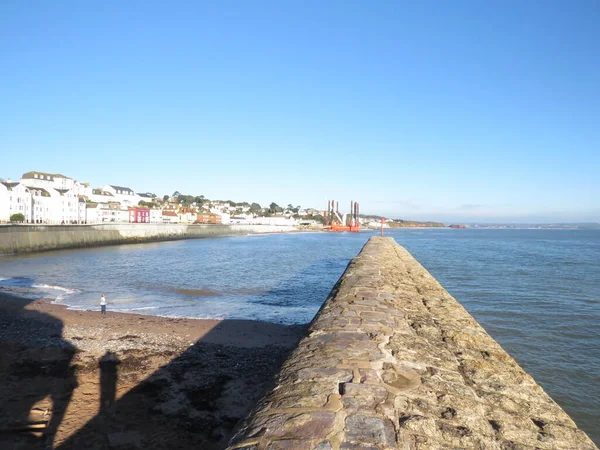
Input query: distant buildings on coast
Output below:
<box><xmin>0</xmin><ymin>170</ymin><xmax>303</xmax><ymax>226</ymax></box>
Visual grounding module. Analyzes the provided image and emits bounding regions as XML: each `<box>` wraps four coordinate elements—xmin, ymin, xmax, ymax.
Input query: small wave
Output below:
<box><xmin>32</xmin><ymin>284</ymin><xmax>79</xmax><ymax>294</ymax></box>
<box><xmin>116</xmin><ymin>306</ymin><xmax>160</xmax><ymax>311</ymax></box>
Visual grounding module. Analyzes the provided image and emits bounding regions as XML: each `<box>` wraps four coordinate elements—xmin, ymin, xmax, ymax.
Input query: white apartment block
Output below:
<box><xmin>102</xmin><ymin>185</ymin><xmax>141</xmax><ymax>207</ymax></box>
<box><xmin>0</xmin><ymin>173</ymin><xmax>89</xmax><ymax>224</ymax></box>
<box><xmin>21</xmin><ymin>171</ymin><xmax>90</xmax><ymax>199</ymax></box>
<box><xmin>23</xmin><ymin>185</ymin><xmax>86</xmax><ymax>224</ymax></box>
<box><xmin>28</xmin><ymin>187</ymin><xmax>56</xmax><ymax>224</ymax></box>
<box><xmin>0</xmin><ymin>182</ymin><xmax>32</xmax><ymax>223</ymax></box>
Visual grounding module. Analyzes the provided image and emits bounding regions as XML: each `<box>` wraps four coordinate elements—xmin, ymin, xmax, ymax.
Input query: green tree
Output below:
<box><xmin>312</xmin><ymin>214</ymin><xmax>327</xmax><ymax>225</ymax></box>
<box><xmin>163</xmin><ymin>195</ymin><xmax>169</xmax><ymax>202</ymax></box>
<box><xmin>10</xmin><ymin>213</ymin><xmax>25</xmax><ymax>223</ymax></box>
<box><xmin>287</xmin><ymin>204</ymin><xmax>294</xmax><ymax>211</ymax></box>
<box><xmin>172</xmin><ymin>191</ymin><xmax>181</xmax><ymax>198</ymax></box>
<box><xmin>249</xmin><ymin>202</ymin><xmax>262</xmax><ymax>214</ymax></box>
<box><xmin>269</xmin><ymin>202</ymin><xmax>282</xmax><ymax>214</ymax></box>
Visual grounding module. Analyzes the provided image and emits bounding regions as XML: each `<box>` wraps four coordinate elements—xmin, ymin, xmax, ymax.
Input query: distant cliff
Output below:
<box><xmin>387</xmin><ymin>219</ymin><xmax>445</xmax><ymax>228</ymax></box>
<box><xmin>361</xmin><ymin>215</ymin><xmax>446</xmax><ymax>228</ymax></box>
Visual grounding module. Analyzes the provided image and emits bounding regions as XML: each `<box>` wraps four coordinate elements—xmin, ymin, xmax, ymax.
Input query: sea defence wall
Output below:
<box><xmin>0</xmin><ymin>223</ymin><xmax>297</xmax><ymax>255</ymax></box>
<box><xmin>227</xmin><ymin>237</ymin><xmax>596</xmax><ymax>450</ymax></box>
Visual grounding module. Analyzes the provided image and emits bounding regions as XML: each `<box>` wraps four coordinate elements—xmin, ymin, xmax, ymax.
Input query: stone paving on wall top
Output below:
<box><xmin>227</xmin><ymin>237</ymin><xmax>597</xmax><ymax>450</ymax></box>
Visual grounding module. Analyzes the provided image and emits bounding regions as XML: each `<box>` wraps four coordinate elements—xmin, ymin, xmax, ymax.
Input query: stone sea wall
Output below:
<box><xmin>0</xmin><ymin>223</ymin><xmax>297</xmax><ymax>255</ymax></box>
<box><xmin>227</xmin><ymin>237</ymin><xmax>597</xmax><ymax>450</ymax></box>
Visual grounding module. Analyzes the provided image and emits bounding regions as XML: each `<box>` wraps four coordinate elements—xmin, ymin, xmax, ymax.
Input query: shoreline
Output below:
<box><xmin>0</xmin><ymin>292</ymin><xmax>308</xmax><ymax>449</ymax></box>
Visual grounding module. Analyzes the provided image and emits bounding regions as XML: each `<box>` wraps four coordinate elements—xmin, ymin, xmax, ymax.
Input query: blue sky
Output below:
<box><xmin>1</xmin><ymin>1</ymin><xmax>598</xmax><ymax>223</ymax></box>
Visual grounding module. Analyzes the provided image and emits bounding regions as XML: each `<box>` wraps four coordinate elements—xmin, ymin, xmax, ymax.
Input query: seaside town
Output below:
<box><xmin>0</xmin><ymin>170</ymin><xmax>319</xmax><ymax>227</ymax></box>
<box><xmin>0</xmin><ymin>170</ymin><xmax>446</xmax><ymax>229</ymax></box>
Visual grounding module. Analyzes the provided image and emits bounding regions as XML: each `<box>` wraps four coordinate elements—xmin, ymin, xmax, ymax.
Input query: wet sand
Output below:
<box><xmin>0</xmin><ymin>292</ymin><xmax>307</xmax><ymax>449</ymax></box>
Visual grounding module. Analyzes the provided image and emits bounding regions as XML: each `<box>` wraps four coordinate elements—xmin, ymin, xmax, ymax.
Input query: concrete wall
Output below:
<box><xmin>227</xmin><ymin>237</ymin><xmax>597</xmax><ymax>450</ymax></box>
<box><xmin>0</xmin><ymin>223</ymin><xmax>298</xmax><ymax>255</ymax></box>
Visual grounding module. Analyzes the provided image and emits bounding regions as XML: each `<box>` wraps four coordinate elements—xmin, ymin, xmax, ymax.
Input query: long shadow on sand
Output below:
<box><xmin>0</xmin><ymin>290</ymin><xmax>305</xmax><ymax>450</ymax></box>
<box><xmin>55</xmin><ymin>320</ymin><xmax>305</xmax><ymax>450</ymax></box>
<box><xmin>0</xmin><ymin>291</ymin><xmax>76</xmax><ymax>450</ymax></box>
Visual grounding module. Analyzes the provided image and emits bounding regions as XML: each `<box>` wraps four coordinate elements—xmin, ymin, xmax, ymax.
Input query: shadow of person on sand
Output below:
<box><xmin>99</xmin><ymin>352</ymin><xmax>120</xmax><ymax>411</ymax></box>
<box><xmin>56</xmin><ymin>319</ymin><xmax>305</xmax><ymax>450</ymax></box>
<box><xmin>0</xmin><ymin>290</ymin><xmax>77</xmax><ymax>450</ymax></box>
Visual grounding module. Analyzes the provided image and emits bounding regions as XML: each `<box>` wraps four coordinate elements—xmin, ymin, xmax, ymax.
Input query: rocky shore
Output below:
<box><xmin>0</xmin><ymin>293</ymin><xmax>307</xmax><ymax>449</ymax></box>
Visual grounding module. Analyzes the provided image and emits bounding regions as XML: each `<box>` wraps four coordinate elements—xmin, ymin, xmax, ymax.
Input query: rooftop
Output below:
<box><xmin>0</xmin><ymin>181</ymin><xmax>20</xmax><ymax>190</ymax></box>
<box><xmin>22</xmin><ymin>171</ymin><xmax>71</xmax><ymax>180</ymax></box>
<box><xmin>109</xmin><ymin>185</ymin><xmax>134</xmax><ymax>194</ymax></box>
<box><xmin>23</xmin><ymin>185</ymin><xmax>51</xmax><ymax>197</ymax></box>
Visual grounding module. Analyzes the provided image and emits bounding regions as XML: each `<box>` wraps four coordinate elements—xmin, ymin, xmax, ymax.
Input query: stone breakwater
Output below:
<box><xmin>0</xmin><ymin>223</ymin><xmax>298</xmax><ymax>255</ymax></box>
<box><xmin>227</xmin><ymin>237</ymin><xmax>597</xmax><ymax>450</ymax></box>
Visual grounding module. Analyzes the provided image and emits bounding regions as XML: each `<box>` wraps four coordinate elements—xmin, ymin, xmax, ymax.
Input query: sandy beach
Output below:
<box><xmin>0</xmin><ymin>292</ymin><xmax>307</xmax><ymax>450</ymax></box>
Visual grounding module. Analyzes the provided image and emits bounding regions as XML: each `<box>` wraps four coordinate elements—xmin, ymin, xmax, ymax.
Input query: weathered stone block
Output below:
<box><xmin>264</xmin><ymin>411</ymin><xmax>336</xmax><ymax>440</ymax></box>
<box><xmin>345</xmin><ymin>414</ymin><xmax>396</xmax><ymax>446</ymax></box>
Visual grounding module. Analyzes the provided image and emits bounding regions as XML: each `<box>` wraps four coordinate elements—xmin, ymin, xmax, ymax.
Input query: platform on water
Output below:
<box><xmin>227</xmin><ymin>236</ymin><xmax>596</xmax><ymax>450</ymax></box>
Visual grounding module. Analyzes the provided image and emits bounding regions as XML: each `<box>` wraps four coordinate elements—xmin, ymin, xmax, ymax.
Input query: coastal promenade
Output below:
<box><xmin>0</xmin><ymin>223</ymin><xmax>299</xmax><ymax>255</ymax></box>
<box><xmin>227</xmin><ymin>237</ymin><xmax>596</xmax><ymax>450</ymax></box>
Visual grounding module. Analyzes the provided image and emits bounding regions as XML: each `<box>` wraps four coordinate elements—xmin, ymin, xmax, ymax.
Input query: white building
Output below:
<box><xmin>0</xmin><ymin>182</ymin><xmax>32</xmax><ymax>223</ymax></box>
<box><xmin>162</xmin><ymin>210</ymin><xmax>180</xmax><ymax>223</ymax></box>
<box><xmin>86</xmin><ymin>203</ymin><xmax>128</xmax><ymax>223</ymax></box>
<box><xmin>89</xmin><ymin>189</ymin><xmax>116</xmax><ymax>204</ymax></box>
<box><xmin>55</xmin><ymin>188</ymin><xmax>82</xmax><ymax>223</ymax></box>
<box><xmin>149</xmin><ymin>209</ymin><xmax>163</xmax><ymax>223</ymax></box>
<box><xmin>27</xmin><ymin>186</ymin><xmax>56</xmax><ymax>224</ymax></box>
<box><xmin>20</xmin><ymin>171</ymin><xmax>91</xmax><ymax>199</ymax></box>
<box><xmin>103</xmin><ymin>185</ymin><xmax>141</xmax><ymax>207</ymax></box>
<box><xmin>251</xmin><ymin>216</ymin><xmax>298</xmax><ymax>226</ymax></box>
<box><xmin>178</xmin><ymin>210</ymin><xmax>197</xmax><ymax>224</ymax></box>
<box><xmin>0</xmin><ymin>182</ymin><xmax>12</xmax><ymax>223</ymax></box>
<box><xmin>21</xmin><ymin>171</ymin><xmax>74</xmax><ymax>190</ymax></box>
<box><xmin>229</xmin><ymin>213</ymin><xmax>254</xmax><ymax>224</ymax></box>
<box><xmin>22</xmin><ymin>185</ymin><xmax>86</xmax><ymax>224</ymax></box>
<box><xmin>86</xmin><ymin>203</ymin><xmax>102</xmax><ymax>224</ymax></box>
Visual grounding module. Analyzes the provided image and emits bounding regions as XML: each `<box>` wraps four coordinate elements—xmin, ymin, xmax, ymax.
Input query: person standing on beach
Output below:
<box><xmin>100</xmin><ymin>294</ymin><xmax>107</xmax><ymax>316</ymax></box>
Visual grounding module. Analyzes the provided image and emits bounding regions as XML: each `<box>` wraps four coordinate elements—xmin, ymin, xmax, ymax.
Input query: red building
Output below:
<box><xmin>128</xmin><ymin>207</ymin><xmax>150</xmax><ymax>223</ymax></box>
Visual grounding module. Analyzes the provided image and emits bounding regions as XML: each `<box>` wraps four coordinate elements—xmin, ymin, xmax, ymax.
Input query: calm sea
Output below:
<box><xmin>1</xmin><ymin>229</ymin><xmax>598</xmax><ymax>443</ymax></box>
